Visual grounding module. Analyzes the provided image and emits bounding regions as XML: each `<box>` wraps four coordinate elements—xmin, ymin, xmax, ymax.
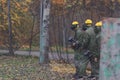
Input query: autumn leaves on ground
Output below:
<box><xmin>0</xmin><ymin>55</ymin><xmax>75</xmax><ymax>80</ymax></box>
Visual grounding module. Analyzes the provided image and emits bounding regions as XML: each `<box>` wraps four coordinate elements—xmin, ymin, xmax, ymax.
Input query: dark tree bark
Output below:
<box><xmin>7</xmin><ymin>0</ymin><xmax>14</xmax><ymax>55</ymax></box>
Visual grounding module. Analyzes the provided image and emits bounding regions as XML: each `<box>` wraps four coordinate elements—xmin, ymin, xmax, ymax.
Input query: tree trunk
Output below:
<box><xmin>29</xmin><ymin>14</ymin><xmax>35</xmax><ymax>56</ymax></box>
<box><xmin>39</xmin><ymin>0</ymin><xmax>51</xmax><ymax>64</ymax></box>
<box><xmin>7</xmin><ymin>0</ymin><xmax>14</xmax><ymax>55</ymax></box>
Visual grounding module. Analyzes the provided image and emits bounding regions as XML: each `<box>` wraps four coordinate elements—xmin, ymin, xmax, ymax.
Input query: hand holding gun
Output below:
<box><xmin>68</xmin><ymin>37</ymin><xmax>80</xmax><ymax>49</ymax></box>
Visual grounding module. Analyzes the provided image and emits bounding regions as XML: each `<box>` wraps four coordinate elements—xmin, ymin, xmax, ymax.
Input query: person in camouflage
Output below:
<box><xmin>70</xmin><ymin>21</ymin><xmax>91</xmax><ymax>79</ymax></box>
<box><xmin>73</xmin><ymin>29</ymin><xmax>91</xmax><ymax>79</ymax></box>
<box><xmin>69</xmin><ymin>21</ymin><xmax>82</xmax><ymax>79</ymax></box>
<box><xmin>84</xmin><ymin>19</ymin><xmax>99</xmax><ymax>79</ymax></box>
<box><xmin>85</xmin><ymin>19</ymin><xmax>102</xmax><ymax>79</ymax></box>
<box><xmin>93</xmin><ymin>21</ymin><xmax>102</xmax><ymax>78</ymax></box>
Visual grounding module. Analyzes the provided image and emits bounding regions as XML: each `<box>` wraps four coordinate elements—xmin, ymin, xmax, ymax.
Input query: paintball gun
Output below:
<box><xmin>68</xmin><ymin>37</ymin><xmax>81</xmax><ymax>49</ymax></box>
<box><xmin>84</xmin><ymin>50</ymin><xmax>93</xmax><ymax>59</ymax></box>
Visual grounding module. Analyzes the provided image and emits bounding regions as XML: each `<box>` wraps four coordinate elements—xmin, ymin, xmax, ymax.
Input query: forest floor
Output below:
<box><xmin>0</xmin><ymin>55</ymin><xmax>76</xmax><ymax>80</ymax></box>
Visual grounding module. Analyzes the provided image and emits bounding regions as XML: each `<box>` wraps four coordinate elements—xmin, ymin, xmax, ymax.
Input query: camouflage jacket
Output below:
<box><xmin>86</xmin><ymin>27</ymin><xmax>97</xmax><ymax>55</ymax></box>
<box><xmin>75</xmin><ymin>28</ymin><xmax>90</xmax><ymax>52</ymax></box>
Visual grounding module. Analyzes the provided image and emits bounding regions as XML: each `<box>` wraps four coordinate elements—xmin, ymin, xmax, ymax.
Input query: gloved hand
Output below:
<box><xmin>94</xmin><ymin>57</ymin><xmax>98</xmax><ymax>62</ymax></box>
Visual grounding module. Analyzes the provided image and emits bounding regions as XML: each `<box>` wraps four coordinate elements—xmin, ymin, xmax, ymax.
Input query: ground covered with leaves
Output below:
<box><xmin>0</xmin><ymin>55</ymin><xmax>75</xmax><ymax>80</ymax></box>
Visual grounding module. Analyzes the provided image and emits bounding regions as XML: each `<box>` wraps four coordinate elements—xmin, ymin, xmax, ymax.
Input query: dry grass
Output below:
<box><xmin>0</xmin><ymin>55</ymin><xmax>74</xmax><ymax>80</ymax></box>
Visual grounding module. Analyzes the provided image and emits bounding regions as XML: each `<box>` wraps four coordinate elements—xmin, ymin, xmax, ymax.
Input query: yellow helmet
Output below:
<box><xmin>72</xmin><ymin>21</ymin><xmax>79</xmax><ymax>25</ymax></box>
<box><xmin>85</xmin><ymin>19</ymin><xmax>92</xmax><ymax>24</ymax></box>
<box><xmin>95</xmin><ymin>21</ymin><xmax>102</xmax><ymax>27</ymax></box>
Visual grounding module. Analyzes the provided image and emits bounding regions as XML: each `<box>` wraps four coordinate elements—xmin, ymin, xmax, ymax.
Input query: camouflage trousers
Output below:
<box><xmin>74</xmin><ymin>53</ymin><xmax>100</xmax><ymax>77</ymax></box>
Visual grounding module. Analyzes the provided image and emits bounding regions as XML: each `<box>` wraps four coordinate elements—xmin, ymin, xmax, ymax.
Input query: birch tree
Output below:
<box><xmin>39</xmin><ymin>0</ymin><xmax>51</xmax><ymax>64</ymax></box>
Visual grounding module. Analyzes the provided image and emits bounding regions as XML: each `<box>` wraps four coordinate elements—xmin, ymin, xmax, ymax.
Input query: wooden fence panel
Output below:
<box><xmin>99</xmin><ymin>18</ymin><xmax>120</xmax><ymax>80</ymax></box>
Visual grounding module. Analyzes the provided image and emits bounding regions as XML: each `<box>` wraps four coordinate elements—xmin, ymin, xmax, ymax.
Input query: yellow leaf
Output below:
<box><xmin>16</xmin><ymin>2</ymin><xmax>21</xmax><ymax>7</ymax></box>
<box><xmin>23</xmin><ymin>8</ymin><xmax>28</xmax><ymax>12</ymax></box>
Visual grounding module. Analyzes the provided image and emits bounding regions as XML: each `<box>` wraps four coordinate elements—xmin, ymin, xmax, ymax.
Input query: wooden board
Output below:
<box><xmin>99</xmin><ymin>18</ymin><xmax>120</xmax><ymax>80</ymax></box>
